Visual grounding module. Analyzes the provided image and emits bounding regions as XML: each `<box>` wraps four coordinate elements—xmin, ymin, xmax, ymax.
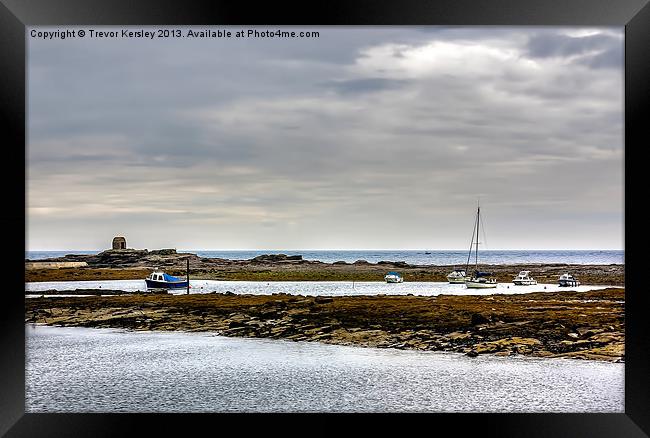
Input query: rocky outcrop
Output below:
<box><xmin>25</xmin><ymin>288</ymin><xmax>625</xmax><ymax>362</ymax></box>
<box><xmin>38</xmin><ymin>249</ymin><xmax>202</xmax><ymax>269</ymax></box>
<box><xmin>250</xmin><ymin>254</ymin><xmax>304</xmax><ymax>263</ymax></box>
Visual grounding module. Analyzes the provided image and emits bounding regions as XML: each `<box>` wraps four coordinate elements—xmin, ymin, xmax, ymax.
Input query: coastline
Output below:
<box><xmin>25</xmin><ymin>288</ymin><xmax>625</xmax><ymax>362</ymax></box>
<box><xmin>25</xmin><ymin>250</ymin><xmax>624</xmax><ymax>284</ymax></box>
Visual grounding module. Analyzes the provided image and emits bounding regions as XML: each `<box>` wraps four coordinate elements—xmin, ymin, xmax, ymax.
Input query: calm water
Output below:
<box><xmin>26</xmin><ymin>325</ymin><xmax>624</xmax><ymax>413</ymax></box>
<box><xmin>25</xmin><ymin>279</ymin><xmax>613</xmax><ymax>297</ymax></box>
<box><xmin>26</xmin><ymin>249</ymin><xmax>624</xmax><ymax>265</ymax></box>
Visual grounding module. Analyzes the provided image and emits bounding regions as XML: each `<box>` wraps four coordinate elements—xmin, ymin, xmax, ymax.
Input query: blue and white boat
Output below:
<box><xmin>145</xmin><ymin>271</ymin><xmax>189</xmax><ymax>289</ymax></box>
<box><xmin>384</xmin><ymin>271</ymin><xmax>403</xmax><ymax>283</ymax></box>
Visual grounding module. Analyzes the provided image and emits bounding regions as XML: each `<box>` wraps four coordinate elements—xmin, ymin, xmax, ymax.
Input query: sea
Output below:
<box><xmin>25</xmin><ymin>249</ymin><xmax>624</xmax><ymax>265</ymax></box>
<box><xmin>26</xmin><ymin>325</ymin><xmax>624</xmax><ymax>413</ymax></box>
<box><xmin>25</xmin><ymin>248</ymin><xmax>625</xmax><ymax>413</ymax></box>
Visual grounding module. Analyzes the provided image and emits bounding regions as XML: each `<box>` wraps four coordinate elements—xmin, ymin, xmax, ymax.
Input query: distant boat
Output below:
<box><xmin>384</xmin><ymin>271</ymin><xmax>403</xmax><ymax>283</ymax></box>
<box><xmin>145</xmin><ymin>271</ymin><xmax>189</xmax><ymax>289</ymax></box>
<box><xmin>446</xmin><ymin>268</ymin><xmax>467</xmax><ymax>284</ymax></box>
<box><xmin>558</xmin><ymin>273</ymin><xmax>580</xmax><ymax>287</ymax></box>
<box><xmin>465</xmin><ymin>203</ymin><xmax>498</xmax><ymax>289</ymax></box>
<box><xmin>512</xmin><ymin>270</ymin><xmax>537</xmax><ymax>285</ymax></box>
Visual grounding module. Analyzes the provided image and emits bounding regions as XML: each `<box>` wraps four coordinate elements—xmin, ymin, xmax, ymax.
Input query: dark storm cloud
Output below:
<box><xmin>27</xmin><ymin>26</ymin><xmax>623</xmax><ymax>250</ymax></box>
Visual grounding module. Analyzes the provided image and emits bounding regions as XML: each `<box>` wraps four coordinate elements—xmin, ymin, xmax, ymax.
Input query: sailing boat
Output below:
<box><xmin>465</xmin><ymin>203</ymin><xmax>498</xmax><ymax>289</ymax></box>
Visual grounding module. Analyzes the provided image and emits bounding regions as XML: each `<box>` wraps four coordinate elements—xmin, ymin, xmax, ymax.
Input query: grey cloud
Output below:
<box><xmin>579</xmin><ymin>47</ymin><xmax>623</xmax><ymax>69</ymax></box>
<box><xmin>526</xmin><ymin>31</ymin><xmax>622</xmax><ymax>70</ymax></box>
<box><xmin>321</xmin><ymin>78</ymin><xmax>409</xmax><ymax>94</ymax></box>
<box><xmin>27</xmin><ymin>27</ymin><xmax>623</xmax><ymax>250</ymax></box>
<box><xmin>527</xmin><ymin>33</ymin><xmax>616</xmax><ymax>58</ymax></box>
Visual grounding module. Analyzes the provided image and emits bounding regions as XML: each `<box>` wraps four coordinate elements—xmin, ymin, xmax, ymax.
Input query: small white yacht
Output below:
<box><xmin>464</xmin><ymin>203</ymin><xmax>498</xmax><ymax>289</ymax></box>
<box><xmin>465</xmin><ymin>272</ymin><xmax>498</xmax><ymax>288</ymax></box>
<box><xmin>558</xmin><ymin>273</ymin><xmax>580</xmax><ymax>287</ymax></box>
<box><xmin>384</xmin><ymin>271</ymin><xmax>403</xmax><ymax>283</ymax></box>
<box><xmin>512</xmin><ymin>270</ymin><xmax>537</xmax><ymax>286</ymax></box>
<box><xmin>447</xmin><ymin>269</ymin><xmax>467</xmax><ymax>284</ymax></box>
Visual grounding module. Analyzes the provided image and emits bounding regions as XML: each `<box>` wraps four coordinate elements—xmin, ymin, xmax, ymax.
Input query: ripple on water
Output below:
<box><xmin>26</xmin><ymin>325</ymin><xmax>624</xmax><ymax>413</ymax></box>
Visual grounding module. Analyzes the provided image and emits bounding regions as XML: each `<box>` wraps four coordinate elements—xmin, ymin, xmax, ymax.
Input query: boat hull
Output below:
<box><xmin>558</xmin><ymin>280</ymin><xmax>580</xmax><ymax>287</ymax></box>
<box><xmin>385</xmin><ymin>278</ymin><xmax>403</xmax><ymax>283</ymax></box>
<box><xmin>513</xmin><ymin>280</ymin><xmax>537</xmax><ymax>286</ymax></box>
<box><xmin>145</xmin><ymin>279</ymin><xmax>189</xmax><ymax>289</ymax></box>
<box><xmin>466</xmin><ymin>280</ymin><xmax>498</xmax><ymax>289</ymax></box>
<box><xmin>448</xmin><ymin>278</ymin><xmax>466</xmax><ymax>284</ymax></box>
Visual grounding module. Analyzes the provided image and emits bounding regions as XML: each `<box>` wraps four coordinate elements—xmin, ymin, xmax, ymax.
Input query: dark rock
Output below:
<box><xmin>150</xmin><ymin>249</ymin><xmax>177</xmax><ymax>255</ymax></box>
<box><xmin>378</xmin><ymin>260</ymin><xmax>409</xmax><ymax>267</ymax></box>
<box><xmin>466</xmin><ymin>350</ymin><xmax>479</xmax><ymax>358</ymax></box>
<box><xmin>470</xmin><ymin>313</ymin><xmax>490</xmax><ymax>325</ymax></box>
<box><xmin>250</xmin><ymin>254</ymin><xmax>303</xmax><ymax>263</ymax></box>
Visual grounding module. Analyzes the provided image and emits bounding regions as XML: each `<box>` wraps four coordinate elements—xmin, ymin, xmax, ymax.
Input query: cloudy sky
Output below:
<box><xmin>27</xmin><ymin>27</ymin><xmax>623</xmax><ymax>251</ymax></box>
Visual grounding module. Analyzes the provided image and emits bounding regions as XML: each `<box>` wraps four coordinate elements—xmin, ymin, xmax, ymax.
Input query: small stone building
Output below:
<box><xmin>112</xmin><ymin>236</ymin><xmax>127</xmax><ymax>250</ymax></box>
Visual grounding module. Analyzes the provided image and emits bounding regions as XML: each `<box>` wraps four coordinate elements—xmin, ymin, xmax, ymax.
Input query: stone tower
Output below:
<box><xmin>112</xmin><ymin>236</ymin><xmax>127</xmax><ymax>250</ymax></box>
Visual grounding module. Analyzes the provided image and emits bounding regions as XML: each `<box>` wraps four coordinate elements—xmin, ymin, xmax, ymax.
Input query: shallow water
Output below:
<box><xmin>25</xmin><ymin>325</ymin><xmax>624</xmax><ymax>413</ymax></box>
<box><xmin>25</xmin><ymin>279</ymin><xmax>613</xmax><ymax>297</ymax></box>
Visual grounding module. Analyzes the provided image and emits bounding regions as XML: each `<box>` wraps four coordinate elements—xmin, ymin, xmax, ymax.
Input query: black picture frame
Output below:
<box><xmin>2</xmin><ymin>0</ymin><xmax>648</xmax><ymax>436</ymax></box>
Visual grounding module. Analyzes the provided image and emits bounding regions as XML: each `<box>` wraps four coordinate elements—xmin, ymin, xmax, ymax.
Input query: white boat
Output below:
<box><xmin>465</xmin><ymin>275</ymin><xmax>498</xmax><ymax>288</ymax></box>
<box><xmin>384</xmin><ymin>271</ymin><xmax>403</xmax><ymax>283</ymax></box>
<box><xmin>512</xmin><ymin>270</ymin><xmax>537</xmax><ymax>285</ymax></box>
<box><xmin>464</xmin><ymin>203</ymin><xmax>498</xmax><ymax>289</ymax></box>
<box><xmin>558</xmin><ymin>273</ymin><xmax>580</xmax><ymax>287</ymax></box>
<box><xmin>446</xmin><ymin>269</ymin><xmax>467</xmax><ymax>284</ymax></box>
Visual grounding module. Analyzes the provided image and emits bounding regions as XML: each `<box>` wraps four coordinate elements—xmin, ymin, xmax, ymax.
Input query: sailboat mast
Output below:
<box><xmin>475</xmin><ymin>204</ymin><xmax>480</xmax><ymax>271</ymax></box>
<box><xmin>465</xmin><ymin>209</ymin><xmax>478</xmax><ymax>272</ymax></box>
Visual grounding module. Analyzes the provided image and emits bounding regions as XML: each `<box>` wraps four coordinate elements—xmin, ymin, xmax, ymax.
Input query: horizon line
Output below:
<box><xmin>26</xmin><ymin>248</ymin><xmax>625</xmax><ymax>252</ymax></box>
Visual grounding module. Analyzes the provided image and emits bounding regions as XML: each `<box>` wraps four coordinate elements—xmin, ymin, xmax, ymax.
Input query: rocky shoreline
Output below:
<box><xmin>25</xmin><ymin>288</ymin><xmax>625</xmax><ymax>362</ymax></box>
<box><xmin>25</xmin><ymin>249</ymin><xmax>624</xmax><ymax>284</ymax></box>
